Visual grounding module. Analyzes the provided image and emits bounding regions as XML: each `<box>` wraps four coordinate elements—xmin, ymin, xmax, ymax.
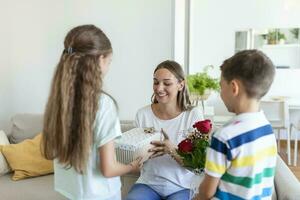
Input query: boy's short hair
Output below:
<box><xmin>220</xmin><ymin>49</ymin><xmax>275</xmax><ymax>99</ymax></box>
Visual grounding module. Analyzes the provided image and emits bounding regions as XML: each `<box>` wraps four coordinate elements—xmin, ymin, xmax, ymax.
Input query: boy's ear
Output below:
<box><xmin>230</xmin><ymin>79</ymin><xmax>239</xmax><ymax>96</ymax></box>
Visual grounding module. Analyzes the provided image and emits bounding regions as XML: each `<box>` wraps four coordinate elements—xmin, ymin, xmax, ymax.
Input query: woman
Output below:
<box><xmin>126</xmin><ymin>60</ymin><xmax>204</xmax><ymax>200</ymax></box>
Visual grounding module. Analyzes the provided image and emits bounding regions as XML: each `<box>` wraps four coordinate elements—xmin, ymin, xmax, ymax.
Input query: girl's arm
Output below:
<box><xmin>99</xmin><ymin>140</ymin><xmax>142</xmax><ymax>177</ymax></box>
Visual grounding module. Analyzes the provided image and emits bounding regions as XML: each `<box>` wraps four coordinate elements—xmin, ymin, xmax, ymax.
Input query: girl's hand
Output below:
<box><xmin>129</xmin><ymin>157</ymin><xmax>143</xmax><ymax>173</ymax></box>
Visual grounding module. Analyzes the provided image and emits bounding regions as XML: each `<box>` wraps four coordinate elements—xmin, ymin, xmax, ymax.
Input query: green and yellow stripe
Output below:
<box><xmin>221</xmin><ymin>167</ymin><xmax>275</xmax><ymax>188</ymax></box>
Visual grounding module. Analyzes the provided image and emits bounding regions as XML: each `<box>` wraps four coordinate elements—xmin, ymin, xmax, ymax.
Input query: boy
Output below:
<box><xmin>195</xmin><ymin>50</ymin><xmax>276</xmax><ymax>200</ymax></box>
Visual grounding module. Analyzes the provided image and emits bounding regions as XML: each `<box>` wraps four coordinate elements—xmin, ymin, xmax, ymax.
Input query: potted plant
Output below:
<box><xmin>290</xmin><ymin>28</ymin><xmax>299</xmax><ymax>42</ymax></box>
<box><xmin>278</xmin><ymin>32</ymin><xmax>286</xmax><ymax>44</ymax></box>
<box><xmin>187</xmin><ymin>65</ymin><xmax>220</xmax><ymax>111</ymax></box>
<box><xmin>267</xmin><ymin>30</ymin><xmax>278</xmax><ymax>45</ymax></box>
<box><xmin>261</xmin><ymin>34</ymin><xmax>268</xmax><ymax>45</ymax></box>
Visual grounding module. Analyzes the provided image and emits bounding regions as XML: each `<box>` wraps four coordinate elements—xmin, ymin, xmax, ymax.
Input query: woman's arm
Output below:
<box><xmin>99</xmin><ymin>140</ymin><xmax>142</xmax><ymax>177</ymax></box>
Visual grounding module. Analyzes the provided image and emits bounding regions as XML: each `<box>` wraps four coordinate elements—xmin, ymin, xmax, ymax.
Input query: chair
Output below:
<box><xmin>290</xmin><ymin>120</ymin><xmax>300</xmax><ymax>166</ymax></box>
<box><xmin>260</xmin><ymin>100</ymin><xmax>291</xmax><ymax>165</ymax></box>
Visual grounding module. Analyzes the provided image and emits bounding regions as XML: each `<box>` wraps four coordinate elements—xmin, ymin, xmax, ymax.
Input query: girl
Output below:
<box><xmin>126</xmin><ymin>60</ymin><xmax>204</xmax><ymax>200</ymax></box>
<box><xmin>42</xmin><ymin>24</ymin><xmax>141</xmax><ymax>200</ymax></box>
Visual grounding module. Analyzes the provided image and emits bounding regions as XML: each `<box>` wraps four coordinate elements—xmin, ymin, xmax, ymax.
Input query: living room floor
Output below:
<box><xmin>279</xmin><ymin>141</ymin><xmax>300</xmax><ymax>181</ymax></box>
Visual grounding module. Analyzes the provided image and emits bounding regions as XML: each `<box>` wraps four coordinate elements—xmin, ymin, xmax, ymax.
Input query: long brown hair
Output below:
<box><xmin>151</xmin><ymin>60</ymin><xmax>192</xmax><ymax>111</ymax></box>
<box><xmin>42</xmin><ymin>25</ymin><xmax>112</xmax><ymax>174</ymax></box>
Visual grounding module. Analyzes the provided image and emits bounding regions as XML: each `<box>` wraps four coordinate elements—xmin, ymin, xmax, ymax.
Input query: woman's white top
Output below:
<box><xmin>54</xmin><ymin>94</ymin><xmax>122</xmax><ymax>200</ymax></box>
<box><xmin>135</xmin><ymin>105</ymin><xmax>203</xmax><ymax>196</ymax></box>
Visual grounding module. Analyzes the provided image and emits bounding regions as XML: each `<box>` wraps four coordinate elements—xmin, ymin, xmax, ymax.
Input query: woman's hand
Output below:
<box><xmin>129</xmin><ymin>157</ymin><xmax>143</xmax><ymax>174</ymax></box>
<box><xmin>149</xmin><ymin>129</ymin><xmax>177</xmax><ymax>158</ymax></box>
<box><xmin>149</xmin><ymin>139</ymin><xmax>177</xmax><ymax>158</ymax></box>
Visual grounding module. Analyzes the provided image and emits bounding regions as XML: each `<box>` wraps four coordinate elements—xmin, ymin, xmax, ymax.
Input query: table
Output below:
<box><xmin>288</xmin><ymin>98</ymin><xmax>300</xmax><ymax>110</ymax></box>
<box><xmin>264</xmin><ymin>96</ymin><xmax>300</xmax><ymax>110</ymax></box>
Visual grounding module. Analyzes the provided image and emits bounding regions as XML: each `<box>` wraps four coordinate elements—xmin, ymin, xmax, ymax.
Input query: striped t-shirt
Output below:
<box><xmin>205</xmin><ymin>111</ymin><xmax>277</xmax><ymax>200</ymax></box>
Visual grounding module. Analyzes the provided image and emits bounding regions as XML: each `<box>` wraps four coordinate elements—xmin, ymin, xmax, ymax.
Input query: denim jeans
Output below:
<box><xmin>125</xmin><ymin>184</ymin><xmax>191</xmax><ymax>200</ymax></box>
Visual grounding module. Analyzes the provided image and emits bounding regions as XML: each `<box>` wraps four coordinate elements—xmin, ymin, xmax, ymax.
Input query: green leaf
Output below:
<box><xmin>187</xmin><ymin>66</ymin><xmax>220</xmax><ymax>96</ymax></box>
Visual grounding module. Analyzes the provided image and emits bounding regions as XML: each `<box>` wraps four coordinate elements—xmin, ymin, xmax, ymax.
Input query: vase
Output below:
<box><xmin>279</xmin><ymin>39</ymin><xmax>285</xmax><ymax>45</ymax></box>
<box><xmin>190</xmin><ymin>90</ymin><xmax>211</xmax><ymax>115</ymax></box>
<box><xmin>199</xmin><ymin>89</ymin><xmax>211</xmax><ymax>101</ymax></box>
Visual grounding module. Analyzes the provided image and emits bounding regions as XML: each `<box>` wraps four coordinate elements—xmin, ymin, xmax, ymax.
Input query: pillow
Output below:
<box><xmin>10</xmin><ymin>113</ymin><xmax>43</xmax><ymax>144</ymax></box>
<box><xmin>120</xmin><ymin>120</ymin><xmax>135</xmax><ymax>132</ymax></box>
<box><xmin>0</xmin><ymin>130</ymin><xmax>11</xmax><ymax>176</ymax></box>
<box><xmin>0</xmin><ymin>133</ymin><xmax>53</xmax><ymax>181</ymax></box>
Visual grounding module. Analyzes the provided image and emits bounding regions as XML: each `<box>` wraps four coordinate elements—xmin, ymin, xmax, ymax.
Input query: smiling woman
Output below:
<box><xmin>125</xmin><ymin>60</ymin><xmax>204</xmax><ymax>200</ymax></box>
<box><xmin>151</xmin><ymin>60</ymin><xmax>189</xmax><ymax>112</ymax></box>
<box><xmin>152</xmin><ymin>68</ymin><xmax>184</xmax><ymax>108</ymax></box>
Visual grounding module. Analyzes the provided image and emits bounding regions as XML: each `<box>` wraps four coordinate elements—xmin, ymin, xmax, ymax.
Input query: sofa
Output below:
<box><xmin>1</xmin><ymin>114</ymin><xmax>300</xmax><ymax>200</ymax></box>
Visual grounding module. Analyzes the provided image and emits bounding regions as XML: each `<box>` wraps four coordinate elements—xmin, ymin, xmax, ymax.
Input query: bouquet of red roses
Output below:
<box><xmin>177</xmin><ymin>119</ymin><xmax>212</xmax><ymax>173</ymax></box>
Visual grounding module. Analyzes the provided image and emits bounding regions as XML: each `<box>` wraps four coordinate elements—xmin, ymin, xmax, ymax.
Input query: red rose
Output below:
<box><xmin>178</xmin><ymin>139</ymin><xmax>193</xmax><ymax>153</ymax></box>
<box><xmin>193</xmin><ymin>119</ymin><xmax>212</xmax><ymax>134</ymax></box>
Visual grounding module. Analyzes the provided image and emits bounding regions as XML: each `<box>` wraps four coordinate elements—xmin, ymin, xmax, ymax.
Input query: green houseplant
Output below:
<box><xmin>267</xmin><ymin>30</ymin><xmax>278</xmax><ymax>44</ymax></box>
<box><xmin>278</xmin><ymin>32</ymin><xmax>286</xmax><ymax>44</ymax></box>
<box><xmin>187</xmin><ymin>65</ymin><xmax>220</xmax><ymax>110</ymax></box>
<box><xmin>290</xmin><ymin>28</ymin><xmax>299</xmax><ymax>41</ymax></box>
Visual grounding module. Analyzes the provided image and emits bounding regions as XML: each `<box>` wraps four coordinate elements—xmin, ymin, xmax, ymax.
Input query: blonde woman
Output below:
<box><xmin>42</xmin><ymin>24</ymin><xmax>142</xmax><ymax>200</ymax></box>
<box><xmin>126</xmin><ymin>60</ymin><xmax>204</xmax><ymax>200</ymax></box>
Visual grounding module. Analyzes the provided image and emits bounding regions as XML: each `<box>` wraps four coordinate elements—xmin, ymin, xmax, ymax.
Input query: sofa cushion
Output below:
<box><xmin>120</xmin><ymin>120</ymin><xmax>135</xmax><ymax>132</ymax></box>
<box><xmin>271</xmin><ymin>184</ymin><xmax>277</xmax><ymax>200</ymax></box>
<box><xmin>10</xmin><ymin>113</ymin><xmax>43</xmax><ymax>144</ymax></box>
<box><xmin>9</xmin><ymin>116</ymin><xmax>132</xmax><ymax>144</ymax></box>
<box><xmin>0</xmin><ymin>130</ymin><xmax>11</xmax><ymax>176</ymax></box>
<box><xmin>274</xmin><ymin>155</ymin><xmax>300</xmax><ymax>200</ymax></box>
<box><xmin>0</xmin><ymin>134</ymin><xmax>53</xmax><ymax>180</ymax></box>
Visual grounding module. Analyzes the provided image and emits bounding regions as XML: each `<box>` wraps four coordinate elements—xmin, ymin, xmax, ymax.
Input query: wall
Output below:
<box><xmin>259</xmin><ymin>44</ymin><xmax>300</xmax><ymax>69</ymax></box>
<box><xmin>0</xmin><ymin>0</ymin><xmax>173</xmax><ymax>133</ymax></box>
<box><xmin>189</xmin><ymin>0</ymin><xmax>300</xmax><ymax>115</ymax></box>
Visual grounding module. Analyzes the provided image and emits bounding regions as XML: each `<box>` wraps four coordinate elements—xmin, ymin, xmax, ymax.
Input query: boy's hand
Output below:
<box><xmin>129</xmin><ymin>157</ymin><xmax>143</xmax><ymax>173</ymax></box>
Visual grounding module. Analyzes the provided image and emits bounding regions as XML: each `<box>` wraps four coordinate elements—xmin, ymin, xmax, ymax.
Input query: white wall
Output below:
<box><xmin>259</xmin><ymin>44</ymin><xmax>300</xmax><ymax>69</ymax></box>
<box><xmin>190</xmin><ymin>0</ymin><xmax>300</xmax><ymax>115</ymax></box>
<box><xmin>174</xmin><ymin>0</ymin><xmax>186</xmax><ymax>67</ymax></box>
<box><xmin>0</xmin><ymin>0</ymin><xmax>173</xmax><ymax>133</ymax></box>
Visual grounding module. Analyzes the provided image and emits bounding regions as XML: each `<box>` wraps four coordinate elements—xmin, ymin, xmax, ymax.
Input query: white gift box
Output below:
<box><xmin>115</xmin><ymin>128</ymin><xmax>161</xmax><ymax>164</ymax></box>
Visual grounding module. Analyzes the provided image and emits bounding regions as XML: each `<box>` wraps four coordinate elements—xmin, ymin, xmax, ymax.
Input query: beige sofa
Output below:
<box><xmin>1</xmin><ymin>114</ymin><xmax>300</xmax><ymax>200</ymax></box>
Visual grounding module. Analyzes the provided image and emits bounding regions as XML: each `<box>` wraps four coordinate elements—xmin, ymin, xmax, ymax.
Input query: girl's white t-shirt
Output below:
<box><xmin>54</xmin><ymin>94</ymin><xmax>122</xmax><ymax>200</ymax></box>
<box><xmin>135</xmin><ymin>105</ymin><xmax>203</xmax><ymax>196</ymax></box>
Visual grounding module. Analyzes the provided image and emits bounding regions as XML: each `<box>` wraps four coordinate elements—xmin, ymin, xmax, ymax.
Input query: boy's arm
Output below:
<box><xmin>194</xmin><ymin>174</ymin><xmax>220</xmax><ymax>200</ymax></box>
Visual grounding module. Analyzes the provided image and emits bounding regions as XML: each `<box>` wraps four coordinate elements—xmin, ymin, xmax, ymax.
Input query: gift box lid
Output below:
<box><xmin>115</xmin><ymin>128</ymin><xmax>161</xmax><ymax>151</ymax></box>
